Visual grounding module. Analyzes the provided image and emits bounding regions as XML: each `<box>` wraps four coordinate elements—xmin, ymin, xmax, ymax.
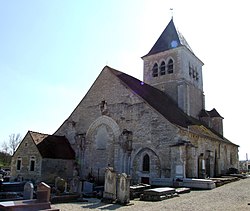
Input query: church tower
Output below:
<box><xmin>142</xmin><ymin>19</ymin><xmax>204</xmax><ymax>118</ymax></box>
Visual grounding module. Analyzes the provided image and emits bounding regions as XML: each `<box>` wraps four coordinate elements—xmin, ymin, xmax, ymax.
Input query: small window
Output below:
<box><xmin>167</xmin><ymin>59</ymin><xmax>174</xmax><ymax>73</ymax></box>
<box><xmin>189</xmin><ymin>63</ymin><xmax>192</xmax><ymax>76</ymax></box>
<box><xmin>160</xmin><ymin>61</ymin><xmax>166</xmax><ymax>75</ymax></box>
<box><xmin>195</xmin><ymin>67</ymin><xmax>199</xmax><ymax>80</ymax></box>
<box><xmin>30</xmin><ymin>157</ymin><xmax>35</xmax><ymax>171</ymax></box>
<box><xmin>17</xmin><ymin>158</ymin><xmax>22</xmax><ymax>171</ymax></box>
<box><xmin>230</xmin><ymin>152</ymin><xmax>233</xmax><ymax>165</ymax></box>
<box><xmin>152</xmin><ymin>63</ymin><xmax>158</xmax><ymax>77</ymax></box>
<box><xmin>143</xmin><ymin>154</ymin><xmax>150</xmax><ymax>172</ymax></box>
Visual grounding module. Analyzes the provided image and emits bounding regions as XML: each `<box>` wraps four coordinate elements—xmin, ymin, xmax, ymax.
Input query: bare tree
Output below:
<box><xmin>2</xmin><ymin>133</ymin><xmax>22</xmax><ymax>155</ymax></box>
<box><xmin>1</xmin><ymin>141</ymin><xmax>9</xmax><ymax>154</ymax></box>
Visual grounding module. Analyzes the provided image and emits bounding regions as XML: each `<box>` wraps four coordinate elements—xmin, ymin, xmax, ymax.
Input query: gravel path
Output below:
<box><xmin>51</xmin><ymin>178</ymin><xmax>250</xmax><ymax>211</ymax></box>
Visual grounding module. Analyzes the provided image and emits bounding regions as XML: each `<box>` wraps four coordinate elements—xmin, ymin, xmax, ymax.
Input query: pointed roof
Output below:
<box><xmin>144</xmin><ymin>19</ymin><xmax>193</xmax><ymax>57</ymax></box>
<box><xmin>29</xmin><ymin>131</ymin><xmax>75</xmax><ymax>160</ymax></box>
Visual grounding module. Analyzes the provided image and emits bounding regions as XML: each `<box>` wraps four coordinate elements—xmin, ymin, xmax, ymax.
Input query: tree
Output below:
<box><xmin>2</xmin><ymin>133</ymin><xmax>22</xmax><ymax>155</ymax></box>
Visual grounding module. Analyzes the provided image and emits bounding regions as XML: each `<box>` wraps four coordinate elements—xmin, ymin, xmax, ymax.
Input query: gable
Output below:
<box><xmin>55</xmin><ymin>66</ymin><xmax>144</xmax><ymax>136</ymax></box>
<box><xmin>12</xmin><ymin>131</ymin><xmax>41</xmax><ymax>159</ymax></box>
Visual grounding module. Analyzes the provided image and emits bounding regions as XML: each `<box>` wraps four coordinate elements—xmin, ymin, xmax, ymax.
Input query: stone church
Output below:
<box><xmin>11</xmin><ymin>19</ymin><xmax>239</xmax><ymax>184</ymax></box>
<box><xmin>54</xmin><ymin>19</ymin><xmax>238</xmax><ymax>184</ymax></box>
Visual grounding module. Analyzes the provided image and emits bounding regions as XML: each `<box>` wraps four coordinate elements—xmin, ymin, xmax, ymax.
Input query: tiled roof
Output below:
<box><xmin>29</xmin><ymin>131</ymin><xmax>75</xmax><ymax>160</ymax></box>
<box><xmin>29</xmin><ymin>131</ymin><xmax>48</xmax><ymax>145</ymax></box>
<box><xmin>143</xmin><ymin>19</ymin><xmax>193</xmax><ymax>57</ymax></box>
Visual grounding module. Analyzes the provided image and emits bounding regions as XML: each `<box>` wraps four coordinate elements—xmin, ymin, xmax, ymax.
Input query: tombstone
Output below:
<box><xmin>117</xmin><ymin>173</ymin><xmax>130</xmax><ymax>205</ymax></box>
<box><xmin>103</xmin><ymin>167</ymin><xmax>116</xmax><ymax>202</ymax></box>
<box><xmin>182</xmin><ymin>178</ymin><xmax>216</xmax><ymax>190</ymax></box>
<box><xmin>83</xmin><ymin>181</ymin><xmax>93</xmax><ymax>195</ymax></box>
<box><xmin>55</xmin><ymin>177</ymin><xmax>67</xmax><ymax>193</ymax></box>
<box><xmin>70</xmin><ymin>176</ymin><xmax>80</xmax><ymax>193</ymax></box>
<box><xmin>36</xmin><ymin>182</ymin><xmax>51</xmax><ymax>202</ymax></box>
<box><xmin>23</xmin><ymin>182</ymin><xmax>34</xmax><ymax>200</ymax></box>
<box><xmin>130</xmin><ymin>184</ymin><xmax>151</xmax><ymax>199</ymax></box>
<box><xmin>140</xmin><ymin>187</ymin><xmax>176</xmax><ymax>201</ymax></box>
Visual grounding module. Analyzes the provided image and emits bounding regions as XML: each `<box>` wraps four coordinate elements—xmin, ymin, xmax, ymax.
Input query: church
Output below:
<box><xmin>11</xmin><ymin>19</ymin><xmax>239</xmax><ymax>184</ymax></box>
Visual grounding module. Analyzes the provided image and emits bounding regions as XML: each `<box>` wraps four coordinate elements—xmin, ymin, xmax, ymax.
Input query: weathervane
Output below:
<box><xmin>170</xmin><ymin>8</ymin><xmax>173</xmax><ymax>20</ymax></box>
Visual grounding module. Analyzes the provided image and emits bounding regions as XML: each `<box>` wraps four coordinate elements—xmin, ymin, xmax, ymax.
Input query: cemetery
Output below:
<box><xmin>0</xmin><ymin>166</ymin><xmax>248</xmax><ymax>210</ymax></box>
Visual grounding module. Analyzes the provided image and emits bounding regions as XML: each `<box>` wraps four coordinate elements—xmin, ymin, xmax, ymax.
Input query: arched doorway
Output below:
<box><xmin>84</xmin><ymin>115</ymin><xmax>121</xmax><ymax>183</ymax></box>
<box><xmin>132</xmin><ymin>148</ymin><xmax>161</xmax><ymax>184</ymax></box>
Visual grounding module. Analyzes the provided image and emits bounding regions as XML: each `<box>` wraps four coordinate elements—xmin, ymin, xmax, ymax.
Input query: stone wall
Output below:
<box><xmin>41</xmin><ymin>158</ymin><xmax>75</xmax><ymax>183</ymax></box>
<box><xmin>11</xmin><ymin>133</ymin><xmax>42</xmax><ymax>182</ymax></box>
<box><xmin>142</xmin><ymin>47</ymin><xmax>204</xmax><ymax>119</ymax></box>
<box><xmin>55</xmin><ymin>67</ymin><xmax>238</xmax><ymax>184</ymax></box>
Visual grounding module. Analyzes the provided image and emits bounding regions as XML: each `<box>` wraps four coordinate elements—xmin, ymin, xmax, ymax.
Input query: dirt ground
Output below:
<box><xmin>51</xmin><ymin>178</ymin><xmax>250</xmax><ymax>211</ymax></box>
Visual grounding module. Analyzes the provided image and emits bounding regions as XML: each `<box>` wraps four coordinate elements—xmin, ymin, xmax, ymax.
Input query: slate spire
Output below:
<box><xmin>145</xmin><ymin>19</ymin><xmax>193</xmax><ymax>57</ymax></box>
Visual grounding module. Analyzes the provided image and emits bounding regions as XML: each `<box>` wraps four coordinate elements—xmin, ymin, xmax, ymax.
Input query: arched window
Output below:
<box><xmin>160</xmin><ymin>61</ymin><xmax>166</xmax><ymax>75</ymax></box>
<box><xmin>143</xmin><ymin>154</ymin><xmax>150</xmax><ymax>172</ymax></box>
<box><xmin>152</xmin><ymin>63</ymin><xmax>158</xmax><ymax>77</ymax></box>
<box><xmin>167</xmin><ymin>59</ymin><xmax>174</xmax><ymax>73</ymax></box>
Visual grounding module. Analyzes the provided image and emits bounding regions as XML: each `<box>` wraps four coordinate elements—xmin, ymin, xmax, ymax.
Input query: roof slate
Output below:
<box><xmin>108</xmin><ymin>66</ymin><xmax>236</xmax><ymax>146</ymax></box>
<box><xmin>109</xmin><ymin>67</ymin><xmax>199</xmax><ymax>128</ymax></box>
<box><xmin>144</xmin><ymin>19</ymin><xmax>193</xmax><ymax>57</ymax></box>
<box><xmin>29</xmin><ymin>131</ymin><xmax>75</xmax><ymax>160</ymax></box>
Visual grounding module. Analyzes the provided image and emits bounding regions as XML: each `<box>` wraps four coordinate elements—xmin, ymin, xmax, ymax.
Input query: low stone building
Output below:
<box><xmin>11</xmin><ymin>131</ymin><xmax>75</xmax><ymax>183</ymax></box>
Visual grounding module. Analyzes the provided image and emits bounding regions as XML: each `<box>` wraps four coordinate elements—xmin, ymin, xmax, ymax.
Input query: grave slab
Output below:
<box><xmin>140</xmin><ymin>187</ymin><xmax>176</xmax><ymax>201</ymax></box>
<box><xmin>0</xmin><ymin>199</ymin><xmax>51</xmax><ymax>211</ymax></box>
<box><xmin>182</xmin><ymin>178</ymin><xmax>216</xmax><ymax>190</ymax></box>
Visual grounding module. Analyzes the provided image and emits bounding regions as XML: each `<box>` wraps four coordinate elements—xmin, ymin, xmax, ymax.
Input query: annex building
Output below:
<box><xmin>11</xmin><ymin>19</ymin><xmax>239</xmax><ymax>184</ymax></box>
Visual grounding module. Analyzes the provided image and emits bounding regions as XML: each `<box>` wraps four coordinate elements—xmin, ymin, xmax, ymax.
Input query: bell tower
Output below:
<box><xmin>142</xmin><ymin>19</ymin><xmax>205</xmax><ymax>118</ymax></box>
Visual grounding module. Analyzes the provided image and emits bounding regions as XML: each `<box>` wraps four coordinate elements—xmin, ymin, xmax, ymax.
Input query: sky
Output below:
<box><xmin>0</xmin><ymin>0</ymin><xmax>249</xmax><ymax>160</ymax></box>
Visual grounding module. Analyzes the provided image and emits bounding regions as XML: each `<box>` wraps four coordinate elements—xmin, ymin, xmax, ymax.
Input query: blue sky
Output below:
<box><xmin>1</xmin><ymin>0</ymin><xmax>249</xmax><ymax>160</ymax></box>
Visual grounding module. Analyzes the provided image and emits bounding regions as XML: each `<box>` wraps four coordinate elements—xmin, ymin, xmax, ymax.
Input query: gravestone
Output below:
<box><xmin>83</xmin><ymin>181</ymin><xmax>93</xmax><ymax>195</ymax></box>
<box><xmin>103</xmin><ymin>167</ymin><xmax>116</xmax><ymax>202</ymax></box>
<box><xmin>55</xmin><ymin>177</ymin><xmax>67</xmax><ymax>193</ymax></box>
<box><xmin>23</xmin><ymin>182</ymin><xmax>34</xmax><ymax>200</ymax></box>
<box><xmin>37</xmin><ymin>182</ymin><xmax>51</xmax><ymax>202</ymax></box>
<box><xmin>140</xmin><ymin>187</ymin><xmax>176</xmax><ymax>201</ymax></box>
<box><xmin>130</xmin><ymin>184</ymin><xmax>151</xmax><ymax>199</ymax></box>
<box><xmin>117</xmin><ymin>173</ymin><xmax>130</xmax><ymax>205</ymax></box>
<box><xmin>70</xmin><ymin>176</ymin><xmax>80</xmax><ymax>193</ymax></box>
<box><xmin>182</xmin><ymin>178</ymin><xmax>216</xmax><ymax>189</ymax></box>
